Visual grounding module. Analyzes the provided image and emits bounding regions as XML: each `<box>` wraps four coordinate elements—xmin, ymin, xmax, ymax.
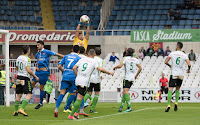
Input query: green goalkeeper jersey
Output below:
<box><xmin>44</xmin><ymin>80</ymin><xmax>53</xmax><ymax>94</ymax></box>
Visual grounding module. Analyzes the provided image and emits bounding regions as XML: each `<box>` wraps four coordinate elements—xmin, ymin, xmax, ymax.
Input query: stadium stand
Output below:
<box><xmin>53</xmin><ymin>0</ymin><xmax>103</xmax><ymax>30</ymax></box>
<box><xmin>0</xmin><ymin>0</ymin><xmax>43</xmax><ymax>30</ymax></box>
<box><xmin>101</xmin><ymin>53</ymin><xmax>200</xmax><ymax>91</ymax></box>
<box><xmin>106</xmin><ymin>0</ymin><xmax>200</xmax><ymax>35</ymax></box>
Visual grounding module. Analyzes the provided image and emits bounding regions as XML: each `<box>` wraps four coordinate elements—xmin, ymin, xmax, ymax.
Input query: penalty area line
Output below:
<box><xmin>76</xmin><ymin>107</ymin><xmax>164</xmax><ymax>121</ymax></box>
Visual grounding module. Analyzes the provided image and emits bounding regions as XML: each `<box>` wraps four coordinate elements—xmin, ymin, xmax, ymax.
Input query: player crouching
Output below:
<box><xmin>68</xmin><ymin>49</ymin><xmax>114</xmax><ymax>120</ymax></box>
<box><xmin>113</xmin><ymin>48</ymin><xmax>142</xmax><ymax>112</ymax></box>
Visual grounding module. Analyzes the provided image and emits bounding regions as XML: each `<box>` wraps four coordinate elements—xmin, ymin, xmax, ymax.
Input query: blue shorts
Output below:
<box><xmin>60</xmin><ymin>80</ymin><xmax>77</xmax><ymax>93</ymax></box>
<box><xmin>32</xmin><ymin>70</ymin><xmax>50</xmax><ymax>85</ymax></box>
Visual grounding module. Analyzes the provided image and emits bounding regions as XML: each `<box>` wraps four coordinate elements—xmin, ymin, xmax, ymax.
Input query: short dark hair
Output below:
<box><xmin>95</xmin><ymin>47</ymin><xmax>101</xmax><ymax>55</ymax></box>
<box><xmin>23</xmin><ymin>45</ymin><xmax>30</xmax><ymax>54</ymax></box>
<box><xmin>37</xmin><ymin>40</ymin><xmax>44</xmax><ymax>45</ymax></box>
<box><xmin>88</xmin><ymin>49</ymin><xmax>96</xmax><ymax>56</ymax></box>
<box><xmin>177</xmin><ymin>42</ymin><xmax>183</xmax><ymax>49</ymax></box>
<box><xmin>126</xmin><ymin>48</ymin><xmax>134</xmax><ymax>56</ymax></box>
<box><xmin>73</xmin><ymin>45</ymin><xmax>80</xmax><ymax>53</ymax></box>
<box><xmin>79</xmin><ymin>46</ymin><xmax>85</xmax><ymax>54</ymax></box>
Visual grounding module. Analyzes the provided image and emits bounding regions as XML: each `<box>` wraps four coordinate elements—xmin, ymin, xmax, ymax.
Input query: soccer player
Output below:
<box><xmin>68</xmin><ymin>49</ymin><xmax>114</xmax><ymax>120</ymax></box>
<box><xmin>14</xmin><ymin>45</ymin><xmax>39</xmax><ymax>116</ymax></box>
<box><xmin>32</xmin><ymin>41</ymin><xmax>64</xmax><ymax>109</ymax></box>
<box><xmin>54</xmin><ymin>45</ymin><xmax>81</xmax><ymax>117</ymax></box>
<box><xmin>84</xmin><ymin>47</ymin><xmax>103</xmax><ymax>113</ymax></box>
<box><xmin>164</xmin><ymin>42</ymin><xmax>191</xmax><ymax>112</ymax></box>
<box><xmin>73</xmin><ymin>17</ymin><xmax>90</xmax><ymax>50</ymax></box>
<box><xmin>158</xmin><ymin>73</ymin><xmax>169</xmax><ymax>103</ymax></box>
<box><xmin>113</xmin><ymin>48</ymin><xmax>142</xmax><ymax>112</ymax></box>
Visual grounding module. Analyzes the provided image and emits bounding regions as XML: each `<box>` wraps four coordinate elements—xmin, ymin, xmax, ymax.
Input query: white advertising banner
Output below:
<box><xmin>117</xmin><ymin>88</ymin><xmax>200</xmax><ymax>102</ymax></box>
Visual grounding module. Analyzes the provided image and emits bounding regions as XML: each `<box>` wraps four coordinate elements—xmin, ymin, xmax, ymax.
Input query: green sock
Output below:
<box><xmin>175</xmin><ymin>90</ymin><xmax>180</xmax><ymax>103</ymax></box>
<box><xmin>20</xmin><ymin>98</ymin><xmax>29</xmax><ymax>109</ymax></box>
<box><xmin>124</xmin><ymin>94</ymin><xmax>131</xmax><ymax>108</ymax></box>
<box><xmin>89</xmin><ymin>96</ymin><xmax>93</xmax><ymax>101</ymax></box>
<box><xmin>91</xmin><ymin>95</ymin><xmax>99</xmax><ymax>111</ymax></box>
<box><xmin>14</xmin><ymin>101</ymin><xmax>20</xmax><ymax>111</ymax></box>
<box><xmin>70</xmin><ymin>99</ymin><xmax>82</xmax><ymax>116</ymax></box>
<box><xmin>167</xmin><ymin>90</ymin><xmax>173</xmax><ymax>105</ymax></box>
<box><xmin>120</xmin><ymin>95</ymin><xmax>126</xmax><ymax>108</ymax></box>
<box><xmin>84</xmin><ymin>94</ymin><xmax>91</xmax><ymax>103</ymax></box>
<box><xmin>66</xmin><ymin>93</ymin><xmax>71</xmax><ymax>104</ymax></box>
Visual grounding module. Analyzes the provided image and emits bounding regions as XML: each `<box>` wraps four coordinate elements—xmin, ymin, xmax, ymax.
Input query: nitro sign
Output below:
<box><xmin>0</xmin><ymin>30</ymin><xmax>83</xmax><ymax>43</ymax></box>
<box><xmin>131</xmin><ymin>29</ymin><xmax>200</xmax><ymax>43</ymax></box>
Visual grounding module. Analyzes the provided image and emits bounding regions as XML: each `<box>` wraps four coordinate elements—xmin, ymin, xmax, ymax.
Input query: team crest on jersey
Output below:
<box><xmin>43</xmin><ymin>52</ymin><xmax>45</xmax><ymax>55</ymax></box>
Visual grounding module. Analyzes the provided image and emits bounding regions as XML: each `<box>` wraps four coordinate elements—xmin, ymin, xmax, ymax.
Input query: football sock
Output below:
<box><xmin>14</xmin><ymin>101</ymin><xmax>20</xmax><ymax>111</ymax></box>
<box><xmin>84</xmin><ymin>94</ymin><xmax>91</xmax><ymax>103</ymax></box>
<box><xmin>65</xmin><ymin>93</ymin><xmax>71</xmax><ymax>104</ymax></box>
<box><xmin>56</xmin><ymin>94</ymin><xmax>64</xmax><ymax>109</ymax></box>
<box><xmin>120</xmin><ymin>94</ymin><xmax>126</xmax><ymax>108</ymax></box>
<box><xmin>159</xmin><ymin>95</ymin><xmax>161</xmax><ymax>101</ymax></box>
<box><xmin>70</xmin><ymin>99</ymin><xmax>82</xmax><ymax>116</ymax></box>
<box><xmin>40</xmin><ymin>91</ymin><xmax>45</xmax><ymax>104</ymax></box>
<box><xmin>175</xmin><ymin>90</ymin><xmax>180</xmax><ymax>103</ymax></box>
<box><xmin>20</xmin><ymin>98</ymin><xmax>29</xmax><ymax>109</ymax></box>
<box><xmin>89</xmin><ymin>95</ymin><xmax>93</xmax><ymax>100</ymax></box>
<box><xmin>91</xmin><ymin>95</ymin><xmax>99</xmax><ymax>111</ymax></box>
<box><xmin>80</xmin><ymin>99</ymin><xmax>84</xmax><ymax>109</ymax></box>
<box><xmin>124</xmin><ymin>93</ymin><xmax>131</xmax><ymax>107</ymax></box>
<box><xmin>65</xmin><ymin>94</ymin><xmax>76</xmax><ymax>110</ymax></box>
<box><xmin>167</xmin><ymin>90</ymin><xmax>173</xmax><ymax>106</ymax></box>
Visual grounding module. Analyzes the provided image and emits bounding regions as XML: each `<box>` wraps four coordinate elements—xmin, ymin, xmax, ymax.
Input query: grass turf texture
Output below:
<box><xmin>0</xmin><ymin>103</ymin><xmax>199</xmax><ymax>125</ymax></box>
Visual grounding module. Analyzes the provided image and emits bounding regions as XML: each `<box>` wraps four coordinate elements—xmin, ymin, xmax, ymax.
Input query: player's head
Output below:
<box><xmin>176</xmin><ymin>42</ymin><xmax>183</xmax><ymax>50</ymax></box>
<box><xmin>37</xmin><ymin>41</ymin><xmax>44</xmax><ymax>50</ymax></box>
<box><xmin>88</xmin><ymin>49</ymin><xmax>96</xmax><ymax>58</ymax></box>
<box><xmin>162</xmin><ymin>73</ymin><xmax>165</xmax><ymax>78</ymax></box>
<box><xmin>78</xmin><ymin>33</ymin><xmax>83</xmax><ymax>41</ymax></box>
<box><xmin>126</xmin><ymin>48</ymin><xmax>134</xmax><ymax>56</ymax></box>
<box><xmin>79</xmin><ymin>46</ymin><xmax>85</xmax><ymax>54</ymax></box>
<box><xmin>112</xmin><ymin>52</ymin><xmax>115</xmax><ymax>55</ymax></box>
<box><xmin>95</xmin><ymin>47</ymin><xmax>101</xmax><ymax>56</ymax></box>
<box><xmin>72</xmin><ymin>45</ymin><xmax>80</xmax><ymax>53</ymax></box>
<box><xmin>23</xmin><ymin>45</ymin><xmax>30</xmax><ymax>55</ymax></box>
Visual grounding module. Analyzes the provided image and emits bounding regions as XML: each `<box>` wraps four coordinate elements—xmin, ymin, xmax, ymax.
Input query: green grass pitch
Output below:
<box><xmin>0</xmin><ymin>102</ymin><xmax>199</xmax><ymax>125</ymax></box>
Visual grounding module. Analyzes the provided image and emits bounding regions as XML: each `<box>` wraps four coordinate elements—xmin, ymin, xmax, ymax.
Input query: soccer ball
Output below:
<box><xmin>80</xmin><ymin>15</ymin><xmax>89</xmax><ymax>23</ymax></box>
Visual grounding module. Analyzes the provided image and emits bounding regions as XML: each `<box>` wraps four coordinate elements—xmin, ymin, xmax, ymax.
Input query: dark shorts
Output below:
<box><xmin>123</xmin><ymin>80</ymin><xmax>133</xmax><ymax>89</ymax></box>
<box><xmin>16</xmin><ymin>76</ymin><xmax>32</xmax><ymax>94</ymax></box>
<box><xmin>169</xmin><ymin>75</ymin><xmax>183</xmax><ymax>87</ymax></box>
<box><xmin>88</xmin><ymin>83</ymin><xmax>100</xmax><ymax>92</ymax></box>
<box><xmin>77</xmin><ymin>85</ymin><xmax>87</xmax><ymax>96</ymax></box>
<box><xmin>160</xmin><ymin>86</ymin><xmax>168</xmax><ymax>94</ymax></box>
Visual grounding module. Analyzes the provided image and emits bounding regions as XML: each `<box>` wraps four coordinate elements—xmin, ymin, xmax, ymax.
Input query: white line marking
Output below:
<box><xmin>76</xmin><ymin>107</ymin><xmax>164</xmax><ymax>121</ymax></box>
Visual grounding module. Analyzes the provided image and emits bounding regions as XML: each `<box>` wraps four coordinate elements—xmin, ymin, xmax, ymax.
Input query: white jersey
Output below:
<box><xmin>168</xmin><ymin>51</ymin><xmax>188</xmax><ymax>76</ymax></box>
<box><xmin>75</xmin><ymin>57</ymin><xmax>98</xmax><ymax>87</ymax></box>
<box><xmin>123</xmin><ymin>56</ymin><xmax>140</xmax><ymax>81</ymax></box>
<box><xmin>79</xmin><ymin>54</ymin><xmax>87</xmax><ymax>59</ymax></box>
<box><xmin>90</xmin><ymin>56</ymin><xmax>103</xmax><ymax>83</ymax></box>
<box><xmin>16</xmin><ymin>55</ymin><xmax>31</xmax><ymax>78</ymax></box>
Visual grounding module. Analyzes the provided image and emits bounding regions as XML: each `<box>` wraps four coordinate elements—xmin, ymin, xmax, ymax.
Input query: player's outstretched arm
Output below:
<box><xmin>135</xmin><ymin>64</ymin><xmax>142</xmax><ymax>79</ymax></box>
<box><xmin>97</xmin><ymin>67</ymin><xmax>114</xmax><ymax>76</ymax></box>
<box><xmin>73</xmin><ymin>65</ymin><xmax>78</xmax><ymax>76</ymax></box>
<box><xmin>85</xmin><ymin>22</ymin><xmax>90</xmax><ymax>40</ymax></box>
<box><xmin>164</xmin><ymin>57</ymin><xmax>171</xmax><ymax>68</ymax></box>
<box><xmin>26</xmin><ymin>67</ymin><xmax>39</xmax><ymax>81</ymax></box>
<box><xmin>75</xmin><ymin>23</ymin><xmax>81</xmax><ymax>38</ymax></box>
<box><xmin>58</xmin><ymin>64</ymin><xmax>64</xmax><ymax>73</ymax></box>
<box><xmin>56</xmin><ymin>53</ymin><xmax>64</xmax><ymax>58</ymax></box>
<box><xmin>186</xmin><ymin>59</ymin><xmax>191</xmax><ymax>73</ymax></box>
<box><xmin>113</xmin><ymin>63</ymin><xmax>123</xmax><ymax>70</ymax></box>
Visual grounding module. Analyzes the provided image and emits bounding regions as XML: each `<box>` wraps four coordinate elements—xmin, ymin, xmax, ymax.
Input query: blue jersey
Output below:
<box><xmin>35</xmin><ymin>48</ymin><xmax>56</xmax><ymax>69</ymax></box>
<box><xmin>59</xmin><ymin>52</ymin><xmax>81</xmax><ymax>81</ymax></box>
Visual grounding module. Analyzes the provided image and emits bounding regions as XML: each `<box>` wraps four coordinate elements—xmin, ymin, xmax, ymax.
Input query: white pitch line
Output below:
<box><xmin>76</xmin><ymin>107</ymin><xmax>164</xmax><ymax>121</ymax></box>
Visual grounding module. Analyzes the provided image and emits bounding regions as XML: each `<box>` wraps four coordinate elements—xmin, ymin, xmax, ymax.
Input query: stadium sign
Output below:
<box><xmin>0</xmin><ymin>30</ymin><xmax>84</xmax><ymax>43</ymax></box>
<box><xmin>131</xmin><ymin>29</ymin><xmax>200</xmax><ymax>43</ymax></box>
<box><xmin>117</xmin><ymin>88</ymin><xmax>200</xmax><ymax>102</ymax></box>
